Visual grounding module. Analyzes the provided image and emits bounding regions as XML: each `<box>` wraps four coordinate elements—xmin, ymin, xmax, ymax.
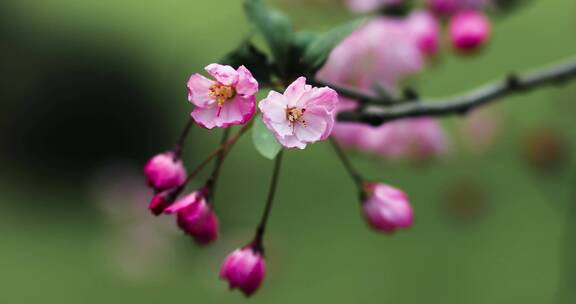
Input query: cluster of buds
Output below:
<box><xmin>141</xmin><ymin>61</ymin><xmax>414</xmax><ymax>296</ymax></box>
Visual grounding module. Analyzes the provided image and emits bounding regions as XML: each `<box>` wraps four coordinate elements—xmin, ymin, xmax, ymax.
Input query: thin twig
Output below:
<box><xmin>174</xmin><ymin>118</ymin><xmax>194</xmax><ymax>157</ymax></box>
<box><xmin>206</xmin><ymin>128</ymin><xmax>232</xmax><ymax>204</ymax></box>
<box><xmin>320</xmin><ymin>57</ymin><xmax>576</xmax><ymax>126</ymax></box>
<box><xmin>329</xmin><ymin>138</ymin><xmax>365</xmax><ymax>189</ymax></box>
<box><xmin>253</xmin><ymin>150</ymin><xmax>284</xmax><ymax>253</ymax></box>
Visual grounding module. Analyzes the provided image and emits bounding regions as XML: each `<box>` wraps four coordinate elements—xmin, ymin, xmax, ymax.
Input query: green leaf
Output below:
<box><xmin>220</xmin><ymin>42</ymin><xmax>272</xmax><ymax>85</ymax></box>
<box><xmin>301</xmin><ymin>18</ymin><xmax>365</xmax><ymax>74</ymax></box>
<box><xmin>244</xmin><ymin>0</ymin><xmax>293</xmax><ymax>73</ymax></box>
<box><xmin>252</xmin><ymin>114</ymin><xmax>282</xmax><ymax>160</ymax></box>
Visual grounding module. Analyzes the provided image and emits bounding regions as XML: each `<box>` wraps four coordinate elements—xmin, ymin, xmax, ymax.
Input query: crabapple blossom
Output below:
<box><xmin>449</xmin><ymin>10</ymin><xmax>491</xmax><ymax>51</ymax></box>
<box><xmin>362</xmin><ymin>183</ymin><xmax>413</xmax><ymax>233</ymax></box>
<box><xmin>144</xmin><ymin>152</ymin><xmax>186</xmax><ymax>191</ymax></box>
<box><xmin>331</xmin><ymin>100</ymin><xmax>448</xmax><ymax>161</ymax></box>
<box><xmin>407</xmin><ymin>10</ymin><xmax>441</xmax><ymax>57</ymax></box>
<box><xmin>346</xmin><ymin>0</ymin><xmax>402</xmax><ymax>13</ymax></box>
<box><xmin>187</xmin><ymin>64</ymin><xmax>258</xmax><ymax>129</ymax></box>
<box><xmin>220</xmin><ymin>247</ymin><xmax>266</xmax><ymax>297</ymax></box>
<box><xmin>258</xmin><ymin>77</ymin><xmax>338</xmax><ymax>149</ymax></box>
<box><xmin>317</xmin><ymin>17</ymin><xmax>425</xmax><ymax>92</ymax></box>
<box><xmin>164</xmin><ymin>190</ymin><xmax>219</xmax><ymax>245</ymax></box>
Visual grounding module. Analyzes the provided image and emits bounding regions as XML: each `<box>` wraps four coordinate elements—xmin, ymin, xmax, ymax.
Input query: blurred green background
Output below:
<box><xmin>1</xmin><ymin>0</ymin><xmax>576</xmax><ymax>303</ymax></box>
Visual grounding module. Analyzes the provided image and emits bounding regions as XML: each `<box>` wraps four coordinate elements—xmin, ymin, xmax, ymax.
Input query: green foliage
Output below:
<box><xmin>244</xmin><ymin>0</ymin><xmax>293</xmax><ymax>75</ymax></box>
<box><xmin>300</xmin><ymin>18</ymin><xmax>366</xmax><ymax>75</ymax></box>
<box><xmin>252</xmin><ymin>114</ymin><xmax>283</xmax><ymax>160</ymax></box>
<box><xmin>220</xmin><ymin>41</ymin><xmax>272</xmax><ymax>85</ymax></box>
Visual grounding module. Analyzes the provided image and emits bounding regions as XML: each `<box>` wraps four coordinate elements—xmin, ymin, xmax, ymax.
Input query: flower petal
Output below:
<box><xmin>236</xmin><ymin>65</ymin><xmax>259</xmax><ymax>96</ymax></box>
<box><xmin>205</xmin><ymin>63</ymin><xmax>238</xmax><ymax>86</ymax></box>
<box><xmin>187</xmin><ymin>74</ymin><xmax>216</xmax><ymax>107</ymax></box>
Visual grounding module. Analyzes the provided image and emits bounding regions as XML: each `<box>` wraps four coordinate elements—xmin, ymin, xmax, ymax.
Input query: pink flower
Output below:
<box><xmin>317</xmin><ymin>17</ymin><xmax>424</xmax><ymax>92</ymax></box>
<box><xmin>258</xmin><ymin>77</ymin><xmax>338</xmax><ymax>149</ymax></box>
<box><xmin>332</xmin><ymin>100</ymin><xmax>448</xmax><ymax>161</ymax></box>
<box><xmin>346</xmin><ymin>0</ymin><xmax>402</xmax><ymax>12</ymax></box>
<box><xmin>449</xmin><ymin>10</ymin><xmax>491</xmax><ymax>51</ymax></box>
<box><xmin>164</xmin><ymin>190</ymin><xmax>219</xmax><ymax>245</ymax></box>
<box><xmin>144</xmin><ymin>152</ymin><xmax>186</xmax><ymax>191</ymax></box>
<box><xmin>187</xmin><ymin>64</ymin><xmax>258</xmax><ymax>129</ymax></box>
<box><xmin>362</xmin><ymin>183</ymin><xmax>413</xmax><ymax>233</ymax></box>
<box><xmin>407</xmin><ymin>11</ymin><xmax>440</xmax><ymax>57</ymax></box>
<box><xmin>220</xmin><ymin>247</ymin><xmax>266</xmax><ymax>297</ymax></box>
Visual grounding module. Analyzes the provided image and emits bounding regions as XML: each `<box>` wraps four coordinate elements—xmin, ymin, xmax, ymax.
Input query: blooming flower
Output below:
<box><xmin>362</xmin><ymin>183</ymin><xmax>413</xmax><ymax>233</ymax></box>
<box><xmin>144</xmin><ymin>152</ymin><xmax>186</xmax><ymax>191</ymax></box>
<box><xmin>449</xmin><ymin>10</ymin><xmax>491</xmax><ymax>51</ymax></box>
<box><xmin>317</xmin><ymin>17</ymin><xmax>424</xmax><ymax>92</ymax></box>
<box><xmin>164</xmin><ymin>190</ymin><xmax>219</xmax><ymax>245</ymax></box>
<box><xmin>258</xmin><ymin>77</ymin><xmax>338</xmax><ymax>149</ymax></box>
<box><xmin>220</xmin><ymin>247</ymin><xmax>266</xmax><ymax>297</ymax></box>
<box><xmin>346</xmin><ymin>0</ymin><xmax>402</xmax><ymax>13</ymax></box>
<box><xmin>187</xmin><ymin>64</ymin><xmax>258</xmax><ymax>129</ymax></box>
<box><xmin>331</xmin><ymin>100</ymin><xmax>448</xmax><ymax>161</ymax></box>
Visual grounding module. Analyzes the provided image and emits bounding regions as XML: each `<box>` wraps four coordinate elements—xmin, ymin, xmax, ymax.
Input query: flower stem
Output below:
<box><xmin>206</xmin><ymin>128</ymin><xmax>232</xmax><ymax>204</ymax></box>
<box><xmin>329</xmin><ymin>137</ymin><xmax>365</xmax><ymax>189</ymax></box>
<box><xmin>174</xmin><ymin>117</ymin><xmax>194</xmax><ymax>158</ymax></box>
<box><xmin>185</xmin><ymin>120</ymin><xmax>253</xmax><ymax>185</ymax></box>
<box><xmin>253</xmin><ymin>150</ymin><xmax>284</xmax><ymax>253</ymax></box>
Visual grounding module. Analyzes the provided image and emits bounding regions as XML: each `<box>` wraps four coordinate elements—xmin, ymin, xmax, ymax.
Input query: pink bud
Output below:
<box><xmin>220</xmin><ymin>247</ymin><xmax>266</xmax><ymax>297</ymax></box>
<box><xmin>428</xmin><ymin>0</ymin><xmax>459</xmax><ymax>15</ymax></box>
<box><xmin>144</xmin><ymin>152</ymin><xmax>187</xmax><ymax>191</ymax></box>
<box><xmin>148</xmin><ymin>190</ymin><xmax>176</xmax><ymax>216</ymax></box>
<box><xmin>362</xmin><ymin>183</ymin><xmax>413</xmax><ymax>233</ymax></box>
<box><xmin>164</xmin><ymin>191</ymin><xmax>219</xmax><ymax>245</ymax></box>
<box><xmin>449</xmin><ymin>10</ymin><xmax>491</xmax><ymax>52</ymax></box>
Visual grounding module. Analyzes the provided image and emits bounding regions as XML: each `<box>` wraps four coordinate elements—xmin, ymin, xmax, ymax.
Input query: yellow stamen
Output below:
<box><xmin>286</xmin><ymin>107</ymin><xmax>307</xmax><ymax>127</ymax></box>
<box><xmin>208</xmin><ymin>83</ymin><xmax>236</xmax><ymax>107</ymax></box>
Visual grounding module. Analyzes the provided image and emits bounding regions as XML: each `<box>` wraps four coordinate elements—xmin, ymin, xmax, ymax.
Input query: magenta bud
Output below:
<box><xmin>148</xmin><ymin>190</ymin><xmax>176</xmax><ymax>216</ymax></box>
<box><xmin>428</xmin><ymin>0</ymin><xmax>459</xmax><ymax>15</ymax></box>
<box><xmin>164</xmin><ymin>191</ymin><xmax>219</xmax><ymax>245</ymax></box>
<box><xmin>144</xmin><ymin>152</ymin><xmax>187</xmax><ymax>191</ymax></box>
<box><xmin>362</xmin><ymin>183</ymin><xmax>413</xmax><ymax>233</ymax></box>
<box><xmin>449</xmin><ymin>10</ymin><xmax>491</xmax><ymax>52</ymax></box>
<box><xmin>220</xmin><ymin>247</ymin><xmax>266</xmax><ymax>297</ymax></box>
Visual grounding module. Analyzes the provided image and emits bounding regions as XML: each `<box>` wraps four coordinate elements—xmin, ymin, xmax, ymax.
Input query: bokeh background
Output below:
<box><xmin>1</xmin><ymin>0</ymin><xmax>576</xmax><ymax>303</ymax></box>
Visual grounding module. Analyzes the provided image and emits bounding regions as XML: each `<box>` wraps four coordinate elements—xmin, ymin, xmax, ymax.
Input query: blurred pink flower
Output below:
<box><xmin>317</xmin><ymin>16</ymin><xmax>424</xmax><ymax>92</ymax></box>
<box><xmin>346</xmin><ymin>0</ymin><xmax>402</xmax><ymax>13</ymax></box>
<box><xmin>407</xmin><ymin>10</ymin><xmax>441</xmax><ymax>57</ymax></box>
<box><xmin>259</xmin><ymin>77</ymin><xmax>338</xmax><ymax>149</ymax></box>
<box><xmin>187</xmin><ymin>64</ymin><xmax>258</xmax><ymax>129</ymax></box>
<box><xmin>449</xmin><ymin>10</ymin><xmax>491</xmax><ymax>51</ymax></box>
<box><xmin>144</xmin><ymin>152</ymin><xmax>186</xmax><ymax>192</ymax></box>
<box><xmin>220</xmin><ymin>247</ymin><xmax>266</xmax><ymax>297</ymax></box>
<box><xmin>164</xmin><ymin>190</ymin><xmax>219</xmax><ymax>245</ymax></box>
<box><xmin>332</xmin><ymin>100</ymin><xmax>449</xmax><ymax>161</ymax></box>
<box><xmin>362</xmin><ymin>182</ymin><xmax>413</xmax><ymax>233</ymax></box>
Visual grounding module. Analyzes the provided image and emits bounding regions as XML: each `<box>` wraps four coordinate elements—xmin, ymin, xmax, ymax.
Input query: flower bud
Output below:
<box><xmin>449</xmin><ymin>11</ymin><xmax>491</xmax><ymax>52</ymax></box>
<box><xmin>144</xmin><ymin>152</ymin><xmax>187</xmax><ymax>191</ymax></box>
<box><xmin>148</xmin><ymin>190</ymin><xmax>177</xmax><ymax>216</ymax></box>
<box><xmin>164</xmin><ymin>191</ymin><xmax>219</xmax><ymax>245</ymax></box>
<box><xmin>362</xmin><ymin>183</ymin><xmax>413</xmax><ymax>233</ymax></box>
<box><xmin>220</xmin><ymin>247</ymin><xmax>266</xmax><ymax>297</ymax></box>
<box><xmin>429</xmin><ymin>0</ymin><xmax>459</xmax><ymax>15</ymax></box>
